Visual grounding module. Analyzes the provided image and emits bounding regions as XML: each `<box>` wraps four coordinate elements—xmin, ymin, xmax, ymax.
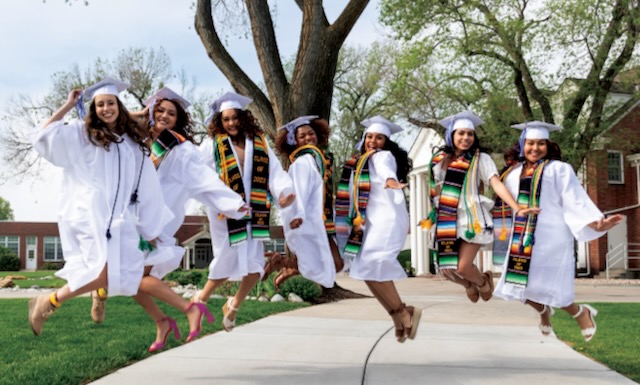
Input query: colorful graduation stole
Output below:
<box><xmin>505</xmin><ymin>160</ymin><xmax>549</xmax><ymax>286</ymax></box>
<box><xmin>213</xmin><ymin>133</ymin><xmax>271</xmax><ymax>245</ymax></box>
<box><xmin>150</xmin><ymin>129</ymin><xmax>186</xmax><ymax>168</ymax></box>
<box><xmin>335</xmin><ymin>150</ymin><xmax>375</xmax><ymax>258</ymax></box>
<box><xmin>491</xmin><ymin>165</ymin><xmax>516</xmax><ymax>266</ymax></box>
<box><xmin>289</xmin><ymin>145</ymin><xmax>335</xmax><ymax>234</ymax></box>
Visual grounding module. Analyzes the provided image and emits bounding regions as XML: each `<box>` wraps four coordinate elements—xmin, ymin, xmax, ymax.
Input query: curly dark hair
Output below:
<box><xmin>516</xmin><ymin>139</ymin><xmax>562</xmax><ymax>162</ymax></box>
<box><xmin>359</xmin><ymin>136</ymin><xmax>413</xmax><ymax>183</ymax></box>
<box><xmin>149</xmin><ymin>99</ymin><xmax>195</xmax><ymax>143</ymax></box>
<box><xmin>275</xmin><ymin>117</ymin><xmax>331</xmax><ymax>157</ymax></box>
<box><xmin>85</xmin><ymin>96</ymin><xmax>150</xmax><ymax>153</ymax></box>
<box><xmin>207</xmin><ymin>108</ymin><xmax>263</xmax><ymax>139</ymax></box>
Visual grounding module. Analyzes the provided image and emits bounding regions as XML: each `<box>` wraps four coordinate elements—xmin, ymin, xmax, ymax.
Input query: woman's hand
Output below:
<box><xmin>384</xmin><ymin>178</ymin><xmax>407</xmax><ymax>189</ymax></box>
<box><xmin>515</xmin><ymin>207</ymin><xmax>541</xmax><ymax>217</ymax></box>
<box><xmin>66</xmin><ymin>89</ymin><xmax>82</xmax><ymax>107</ymax></box>
<box><xmin>289</xmin><ymin>218</ymin><xmax>303</xmax><ymax>229</ymax></box>
<box><xmin>278</xmin><ymin>192</ymin><xmax>296</xmax><ymax>208</ymax></box>
<box><xmin>589</xmin><ymin>214</ymin><xmax>623</xmax><ymax>232</ymax></box>
<box><xmin>237</xmin><ymin>204</ymin><xmax>251</xmax><ymax>213</ymax></box>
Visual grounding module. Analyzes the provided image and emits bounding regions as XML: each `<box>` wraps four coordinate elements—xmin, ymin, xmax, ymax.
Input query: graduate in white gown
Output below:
<box><xmin>336</xmin><ymin>116</ymin><xmax>422</xmax><ymax>343</ymax></box>
<box><xmin>127</xmin><ymin>87</ymin><xmax>248</xmax><ymax>351</ymax></box>
<box><xmin>270</xmin><ymin>116</ymin><xmax>345</xmax><ymax>289</ymax></box>
<box><xmin>494</xmin><ymin>121</ymin><xmax>622</xmax><ymax>341</ymax></box>
<box><xmin>28</xmin><ymin>77</ymin><xmax>172</xmax><ymax>336</ymax></box>
<box><xmin>421</xmin><ymin>111</ymin><xmax>536</xmax><ymax>303</ymax></box>
<box><xmin>193</xmin><ymin>92</ymin><xmax>296</xmax><ymax>332</ymax></box>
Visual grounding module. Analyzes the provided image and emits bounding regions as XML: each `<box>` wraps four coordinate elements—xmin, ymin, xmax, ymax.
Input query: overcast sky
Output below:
<box><xmin>0</xmin><ymin>0</ymin><xmax>387</xmax><ymax>222</ymax></box>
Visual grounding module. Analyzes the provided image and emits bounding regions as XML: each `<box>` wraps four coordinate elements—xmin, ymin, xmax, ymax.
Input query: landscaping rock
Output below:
<box><xmin>270</xmin><ymin>293</ymin><xmax>285</xmax><ymax>302</ymax></box>
<box><xmin>0</xmin><ymin>278</ymin><xmax>14</xmax><ymax>288</ymax></box>
<box><xmin>287</xmin><ymin>293</ymin><xmax>304</xmax><ymax>303</ymax></box>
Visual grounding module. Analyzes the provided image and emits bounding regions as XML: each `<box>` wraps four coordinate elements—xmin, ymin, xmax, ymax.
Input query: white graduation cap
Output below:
<box><xmin>512</xmin><ymin>121</ymin><xmax>561</xmax><ymax>157</ymax></box>
<box><xmin>204</xmin><ymin>91</ymin><xmax>253</xmax><ymax>126</ymax></box>
<box><xmin>279</xmin><ymin>115</ymin><xmax>319</xmax><ymax>146</ymax></box>
<box><xmin>355</xmin><ymin>116</ymin><xmax>403</xmax><ymax>149</ymax></box>
<box><xmin>438</xmin><ymin>110</ymin><xmax>484</xmax><ymax>148</ymax></box>
<box><xmin>76</xmin><ymin>76</ymin><xmax>129</xmax><ymax>119</ymax></box>
<box><xmin>143</xmin><ymin>87</ymin><xmax>191</xmax><ymax>126</ymax></box>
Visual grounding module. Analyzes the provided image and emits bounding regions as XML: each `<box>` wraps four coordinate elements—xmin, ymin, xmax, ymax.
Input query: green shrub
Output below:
<box><xmin>40</xmin><ymin>262</ymin><xmax>64</xmax><ymax>271</ymax></box>
<box><xmin>0</xmin><ymin>247</ymin><xmax>20</xmax><ymax>271</ymax></box>
<box><xmin>164</xmin><ymin>270</ymin><xmax>204</xmax><ymax>286</ymax></box>
<box><xmin>397</xmin><ymin>249</ymin><xmax>414</xmax><ymax>276</ymax></box>
<box><xmin>213</xmin><ymin>280</ymin><xmax>240</xmax><ymax>297</ymax></box>
<box><xmin>278</xmin><ymin>275</ymin><xmax>322</xmax><ymax>302</ymax></box>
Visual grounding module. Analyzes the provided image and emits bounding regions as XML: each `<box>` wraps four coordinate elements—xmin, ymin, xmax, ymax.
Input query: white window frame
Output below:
<box><xmin>0</xmin><ymin>235</ymin><xmax>19</xmax><ymax>256</ymax></box>
<box><xmin>43</xmin><ymin>236</ymin><xmax>64</xmax><ymax>262</ymax></box>
<box><xmin>607</xmin><ymin>151</ymin><xmax>624</xmax><ymax>184</ymax></box>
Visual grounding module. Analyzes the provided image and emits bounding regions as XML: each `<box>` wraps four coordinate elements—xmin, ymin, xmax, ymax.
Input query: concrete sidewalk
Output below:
<box><xmin>89</xmin><ymin>276</ymin><xmax>640</xmax><ymax>385</ymax></box>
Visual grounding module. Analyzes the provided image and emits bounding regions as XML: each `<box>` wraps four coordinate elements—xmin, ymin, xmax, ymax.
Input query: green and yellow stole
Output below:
<box><xmin>491</xmin><ymin>165</ymin><xmax>517</xmax><ymax>266</ymax></box>
<box><xmin>289</xmin><ymin>145</ymin><xmax>335</xmax><ymax>234</ymax></box>
<box><xmin>213</xmin><ymin>133</ymin><xmax>271</xmax><ymax>245</ymax></box>
<box><xmin>505</xmin><ymin>160</ymin><xmax>549</xmax><ymax>286</ymax></box>
<box><xmin>150</xmin><ymin>129</ymin><xmax>186</xmax><ymax>168</ymax></box>
<box><xmin>421</xmin><ymin>150</ymin><xmax>481</xmax><ymax>269</ymax></box>
<box><xmin>335</xmin><ymin>150</ymin><xmax>375</xmax><ymax>259</ymax></box>
<box><xmin>139</xmin><ymin>129</ymin><xmax>187</xmax><ymax>251</ymax></box>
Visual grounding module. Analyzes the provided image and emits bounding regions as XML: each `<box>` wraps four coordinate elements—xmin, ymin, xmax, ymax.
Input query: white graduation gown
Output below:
<box><xmin>32</xmin><ymin>119</ymin><xmax>172</xmax><ymax>296</ymax></box>
<box><xmin>200</xmin><ymin>136</ymin><xmax>294</xmax><ymax>281</ymax></box>
<box><xmin>495</xmin><ymin>161</ymin><xmax>605</xmax><ymax>307</ymax></box>
<box><xmin>347</xmin><ymin>151</ymin><xmax>409</xmax><ymax>282</ymax></box>
<box><xmin>431</xmin><ymin>152</ymin><xmax>498</xmax><ymax>245</ymax></box>
<box><xmin>146</xmin><ymin>141</ymin><xmax>247</xmax><ymax>279</ymax></box>
<box><xmin>281</xmin><ymin>154</ymin><xmax>336</xmax><ymax>288</ymax></box>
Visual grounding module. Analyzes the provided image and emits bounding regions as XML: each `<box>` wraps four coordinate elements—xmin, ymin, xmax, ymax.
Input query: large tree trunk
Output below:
<box><xmin>195</xmin><ymin>0</ymin><xmax>369</xmax><ymax>139</ymax></box>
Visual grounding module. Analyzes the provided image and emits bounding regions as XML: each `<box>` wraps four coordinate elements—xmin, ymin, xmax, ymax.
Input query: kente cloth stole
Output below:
<box><xmin>150</xmin><ymin>129</ymin><xmax>186</xmax><ymax>169</ymax></box>
<box><xmin>335</xmin><ymin>150</ymin><xmax>375</xmax><ymax>259</ymax></box>
<box><xmin>505</xmin><ymin>160</ymin><xmax>548</xmax><ymax>286</ymax></box>
<box><xmin>434</xmin><ymin>152</ymin><xmax>474</xmax><ymax>269</ymax></box>
<box><xmin>289</xmin><ymin>145</ymin><xmax>335</xmax><ymax>234</ymax></box>
<box><xmin>491</xmin><ymin>166</ymin><xmax>517</xmax><ymax>266</ymax></box>
<box><xmin>213</xmin><ymin>133</ymin><xmax>271</xmax><ymax>245</ymax></box>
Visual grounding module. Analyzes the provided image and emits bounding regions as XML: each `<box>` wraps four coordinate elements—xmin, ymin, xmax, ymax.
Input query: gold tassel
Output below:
<box><xmin>352</xmin><ymin>214</ymin><xmax>365</xmax><ymax>227</ymax></box>
<box><xmin>419</xmin><ymin>218</ymin><xmax>432</xmax><ymax>230</ymax></box>
<box><xmin>498</xmin><ymin>227</ymin><xmax>507</xmax><ymax>241</ymax></box>
<box><xmin>473</xmin><ymin>219</ymin><xmax>482</xmax><ymax>234</ymax></box>
<box><xmin>218</xmin><ymin>213</ymin><xmax>225</xmax><ymax>220</ymax></box>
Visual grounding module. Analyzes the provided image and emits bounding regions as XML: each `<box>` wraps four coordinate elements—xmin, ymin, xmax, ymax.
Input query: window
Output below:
<box><xmin>607</xmin><ymin>151</ymin><xmax>624</xmax><ymax>184</ymax></box>
<box><xmin>43</xmin><ymin>237</ymin><xmax>64</xmax><ymax>261</ymax></box>
<box><xmin>0</xmin><ymin>236</ymin><xmax>19</xmax><ymax>255</ymax></box>
<box><xmin>264</xmin><ymin>239</ymin><xmax>285</xmax><ymax>254</ymax></box>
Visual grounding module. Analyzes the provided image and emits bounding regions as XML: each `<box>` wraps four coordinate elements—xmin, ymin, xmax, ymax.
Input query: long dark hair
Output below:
<box><xmin>359</xmin><ymin>137</ymin><xmax>413</xmax><ymax>183</ymax></box>
<box><xmin>207</xmin><ymin>108</ymin><xmax>262</xmax><ymax>139</ymax></box>
<box><xmin>85</xmin><ymin>97</ymin><xmax>149</xmax><ymax>153</ymax></box>
<box><xmin>151</xmin><ymin>99</ymin><xmax>195</xmax><ymax>143</ymax></box>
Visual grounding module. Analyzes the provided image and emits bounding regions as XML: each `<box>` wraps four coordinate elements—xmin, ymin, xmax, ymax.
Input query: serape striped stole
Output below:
<box><xmin>505</xmin><ymin>160</ymin><xmax>549</xmax><ymax>286</ymax></box>
<box><xmin>335</xmin><ymin>150</ymin><xmax>375</xmax><ymax>259</ymax></box>
<box><xmin>213</xmin><ymin>133</ymin><xmax>271</xmax><ymax>246</ymax></box>
<box><xmin>491</xmin><ymin>166</ymin><xmax>516</xmax><ymax>267</ymax></box>
<box><xmin>433</xmin><ymin>152</ymin><xmax>474</xmax><ymax>269</ymax></box>
<box><xmin>150</xmin><ymin>129</ymin><xmax>186</xmax><ymax>169</ymax></box>
<box><xmin>289</xmin><ymin>145</ymin><xmax>335</xmax><ymax>235</ymax></box>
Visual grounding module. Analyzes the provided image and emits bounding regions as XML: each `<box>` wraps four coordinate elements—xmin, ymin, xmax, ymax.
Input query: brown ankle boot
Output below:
<box><xmin>262</xmin><ymin>252</ymin><xmax>284</xmax><ymax>281</ymax></box>
<box><xmin>28</xmin><ymin>293</ymin><xmax>57</xmax><ymax>336</ymax></box>
<box><xmin>478</xmin><ymin>271</ymin><xmax>495</xmax><ymax>301</ymax></box>
<box><xmin>465</xmin><ymin>281</ymin><xmax>480</xmax><ymax>303</ymax></box>
<box><xmin>274</xmin><ymin>255</ymin><xmax>300</xmax><ymax>290</ymax></box>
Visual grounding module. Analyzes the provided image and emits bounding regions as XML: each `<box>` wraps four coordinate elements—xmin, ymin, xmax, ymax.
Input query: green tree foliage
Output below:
<box><xmin>0</xmin><ymin>196</ymin><xmax>14</xmax><ymax>221</ymax></box>
<box><xmin>380</xmin><ymin>0</ymin><xmax>640</xmax><ymax>168</ymax></box>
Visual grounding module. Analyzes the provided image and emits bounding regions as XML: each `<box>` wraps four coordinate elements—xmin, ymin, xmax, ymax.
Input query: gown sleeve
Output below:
<box><xmin>478</xmin><ymin>153</ymin><xmax>499</xmax><ymax>185</ymax></box>
<box><xmin>555</xmin><ymin>162</ymin><xmax>605</xmax><ymax>241</ymax></box>
<box><xmin>31</xmin><ymin>119</ymin><xmax>88</xmax><ymax>169</ymax></box>
<box><xmin>266</xmin><ymin>140</ymin><xmax>295</xmax><ymax>208</ymax></box>
<box><xmin>371</xmin><ymin>151</ymin><xmax>405</xmax><ymax>205</ymax></box>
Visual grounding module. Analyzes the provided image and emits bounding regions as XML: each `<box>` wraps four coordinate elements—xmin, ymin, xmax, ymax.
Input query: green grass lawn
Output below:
<box><xmin>0</xmin><ymin>296</ymin><xmax>307</xmax><ymax>385</ymax></box>
<box><xmin>552</xmin><ymin>302</ymin><xmax>640</xmax><ymax>383</ymax></box>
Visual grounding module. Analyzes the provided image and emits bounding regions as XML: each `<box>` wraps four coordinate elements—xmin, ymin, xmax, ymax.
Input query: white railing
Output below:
<box><xmin>605</xmin><ymin>242</ymin><xmax>640</xmax><ymax>280</ymax></box>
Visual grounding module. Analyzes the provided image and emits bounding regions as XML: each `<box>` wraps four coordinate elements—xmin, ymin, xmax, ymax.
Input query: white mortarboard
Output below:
<box><xmin>143</xmin><ymin>87</ymin><xmax>191</xmax><ymax>126</ymax></box>
<box><xmin>204</xmin><ymin>91</ymin><xmax>253</xmax><ymax>126</ymax></box>
<box><xmin>76</xmin><ymin>76</ymin><xmax>129</xmax><ymax>119</ymax></box>
<box><xmin>355</xmin><ymin>116</ymin><xmax>403</xmax><ymax>149</ymax></box>
<box><xmin>512</xmin><ymin>121</ymin><xmax>561</xmax><ymax>157</ymax></box>
<box><xmin>438</xmin><ymin>110</ymin><xmax>484</xmax><ymax>148</ymax></box>
<box><xmin>279</xmin><ymin>115</ymin><xmax>319</xmax><ymax>146</ymax></box>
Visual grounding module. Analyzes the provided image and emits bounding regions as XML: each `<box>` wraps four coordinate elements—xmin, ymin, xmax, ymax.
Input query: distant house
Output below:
<box><xmin>0</xmin><ymin>215</ymin><xmax>285</xmax><ymax>271</ymax></box>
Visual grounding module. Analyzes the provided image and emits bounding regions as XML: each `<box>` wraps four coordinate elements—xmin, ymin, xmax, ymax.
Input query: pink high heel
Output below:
<box><xmin>148</xmin><ymin>317</ymin><xmax>181</xmax><ymax>353</ymax></box>
<box><xmin>185</xmin><ymin>302</ymin><xmax>214</xmax><ymax>342</ymax></box>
